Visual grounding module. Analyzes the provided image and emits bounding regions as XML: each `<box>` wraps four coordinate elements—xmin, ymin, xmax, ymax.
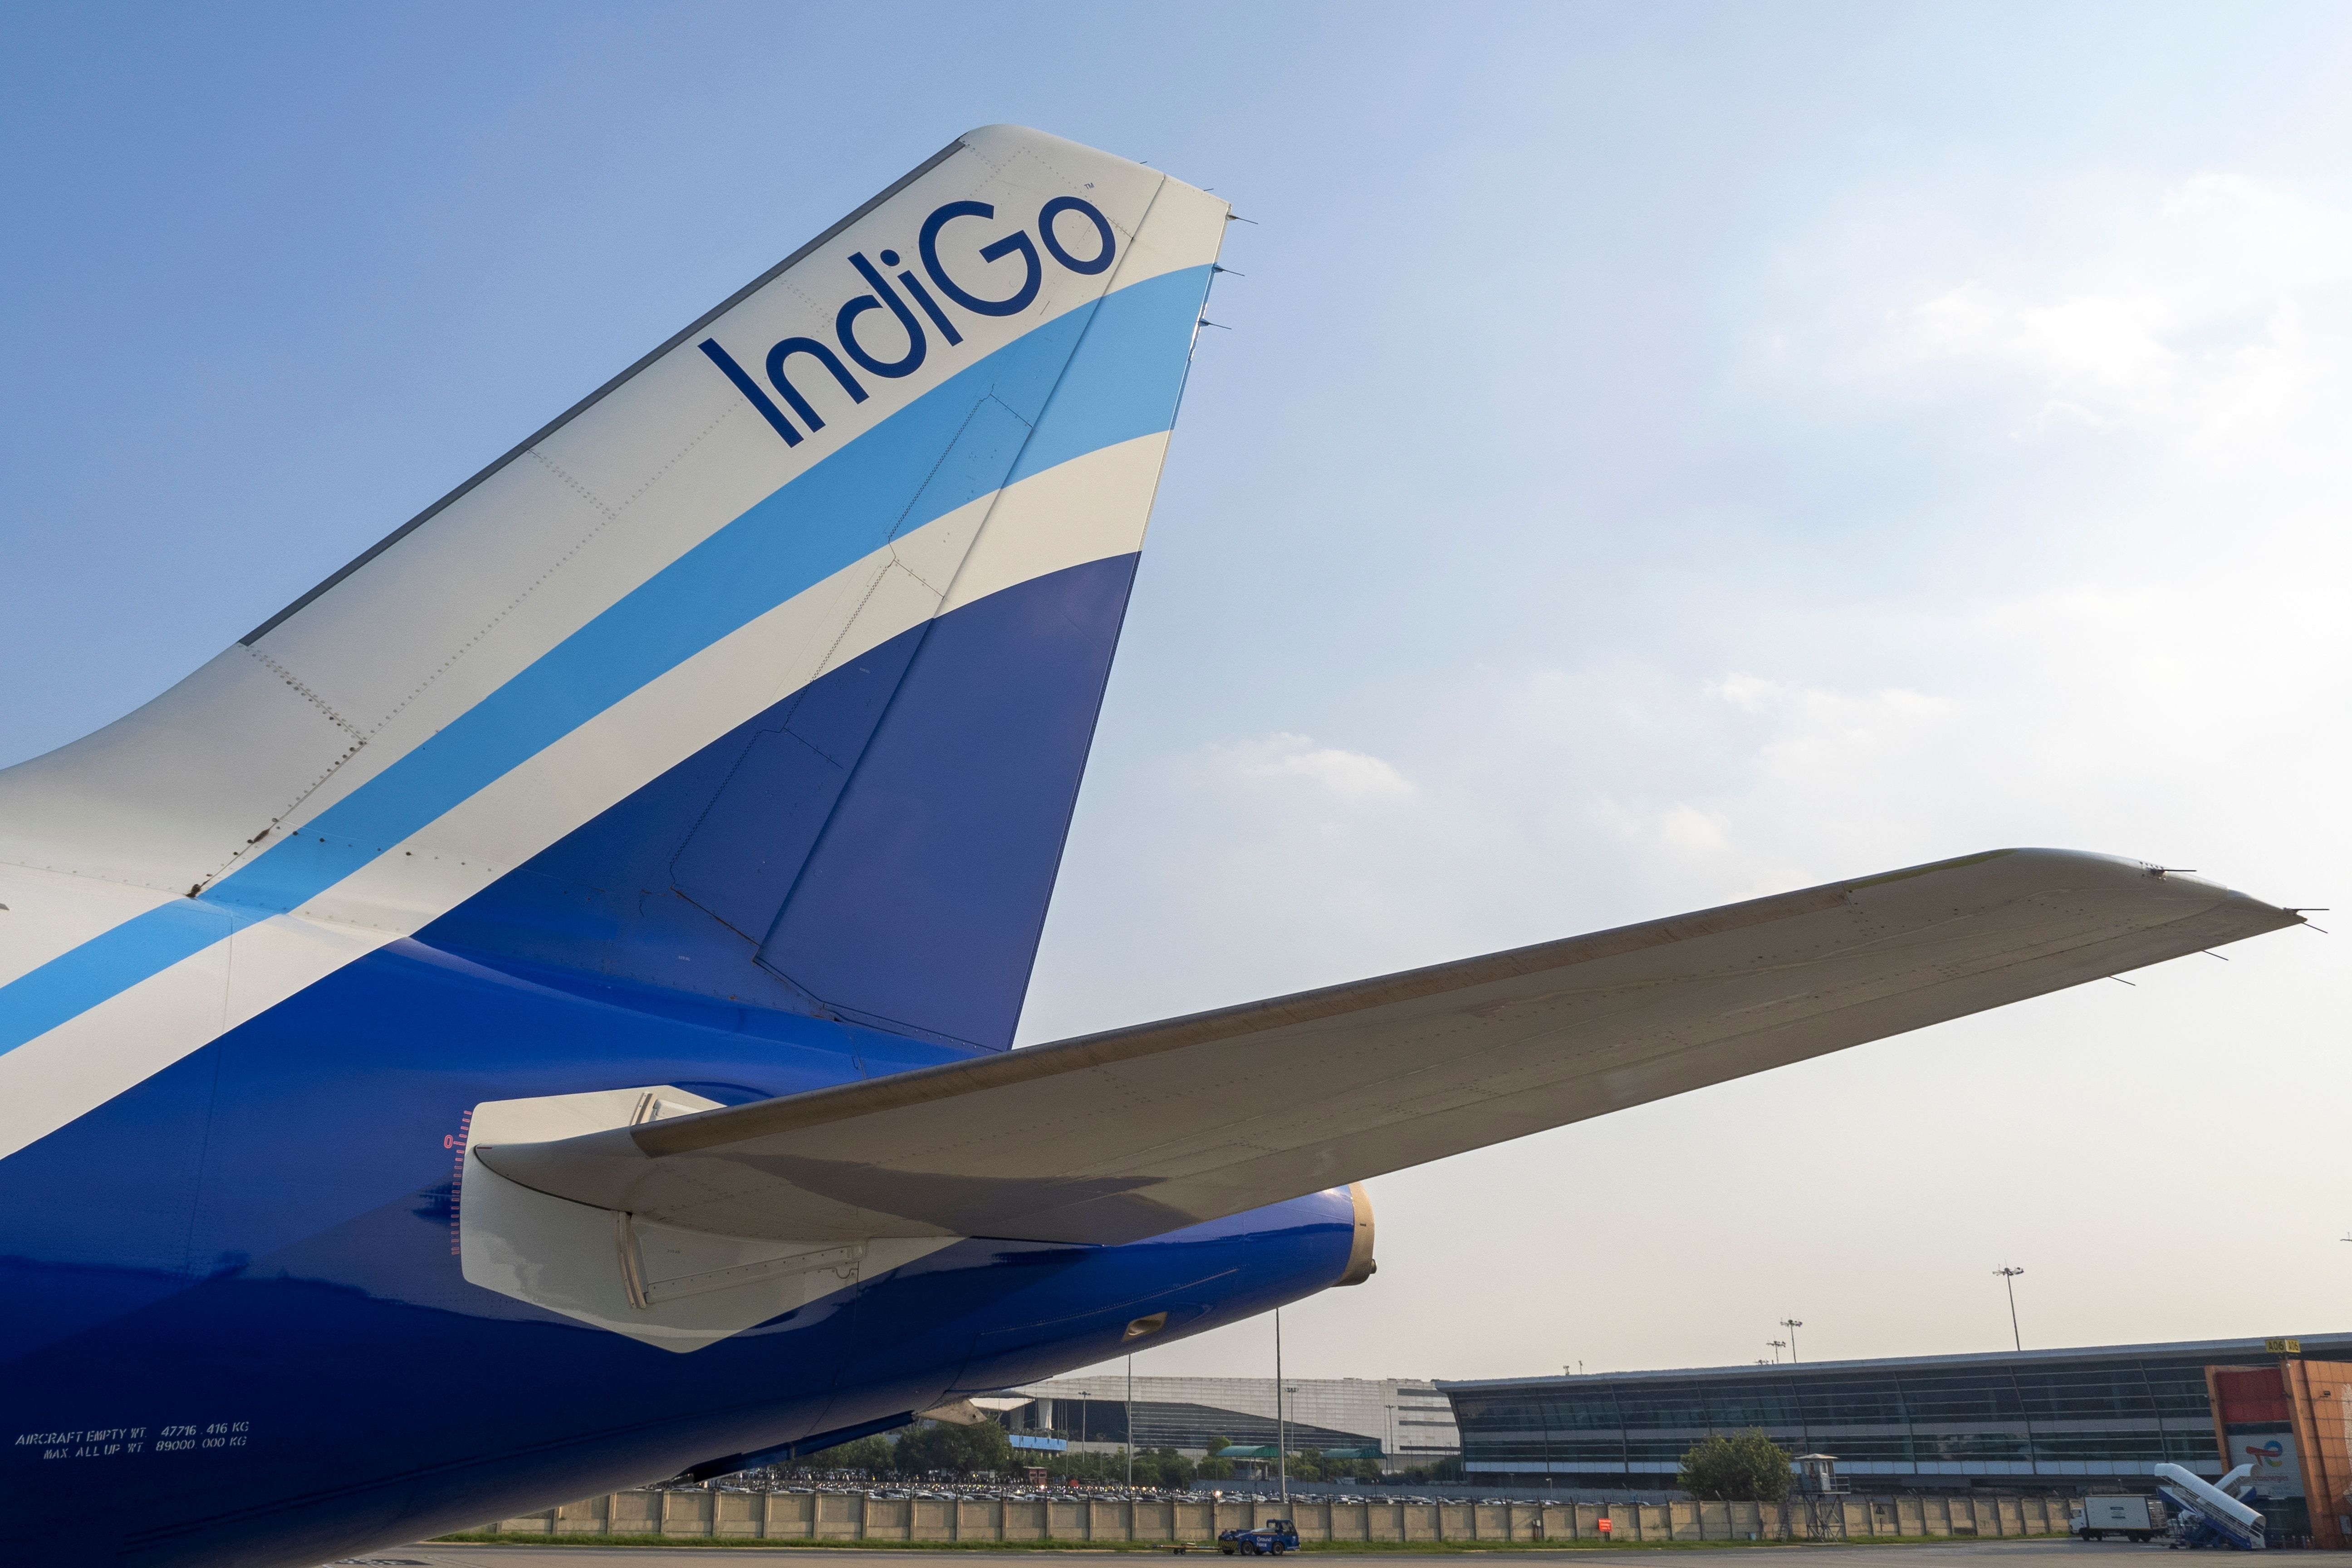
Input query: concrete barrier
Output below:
<box><xmin>470</xmin><ymin>1488</ymin><xmax>2078</xmax><ymax>1542</ymax></box>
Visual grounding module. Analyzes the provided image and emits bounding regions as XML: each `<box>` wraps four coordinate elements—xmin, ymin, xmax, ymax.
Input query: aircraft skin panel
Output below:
<box><xmin>756</xmin><ymin>550</ymin><xmax>1144</xmax><ymax>1049</ymax></box>
<box><xmin>424</xmin><ymin>549</ymin><xmax>1147</xmax><ymax>1050</ymax></box>
<box><xmin>0</xmin><ymin>645</ymin><xmax>363</xmax><ymax>898</ymax></box>
<box><xmin>0</xmin><ymin>860</ymin><xmax>188</xmax><ymax>994</ymax></box>
<box><xmin>945</xmin><ymin>426</ymin><xmax>1171</xmax><ymax>612</ymax></box>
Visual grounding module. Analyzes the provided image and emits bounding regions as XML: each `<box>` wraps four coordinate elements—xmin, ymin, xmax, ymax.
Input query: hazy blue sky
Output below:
<box><xmin>6</xmin><ymin>4</ymin><xmax>2351</xmax><ymax>1383</ymax></box>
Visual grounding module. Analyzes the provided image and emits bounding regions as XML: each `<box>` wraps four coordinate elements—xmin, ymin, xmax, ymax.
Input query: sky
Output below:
<box><xmin>5</xmin><ymin>4</ymin><xmax>2350</xmax><ymax>1386</ymax></box>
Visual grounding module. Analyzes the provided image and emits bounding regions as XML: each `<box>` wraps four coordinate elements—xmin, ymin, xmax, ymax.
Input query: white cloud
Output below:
<box><xmin>1901</xmin><ymin>173</ymin><xmax>2352</xmax><ymax>441</ymax></box>
<box><xmin>1592</xmin><ymin>797</ymin><xmax>1731</xmax><ymax>858</ymax></box>
<box><xmin>1209</xmin><ymin>732</ymin><xmax>1417</xmax><ymax>800</ymax></box>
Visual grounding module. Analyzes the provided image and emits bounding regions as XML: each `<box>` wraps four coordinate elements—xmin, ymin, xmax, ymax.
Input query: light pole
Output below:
<box><xmin>1767</xmin><ymin>1339</ymin><xmax>1787</xmax><ymax>1363</ymax></box>
<box><xmin>1779</xmin><ymin>1319</ymin><xmax>1803</xmax><ymax>1363</ymax></box>
<box><xmin>1275</xmin><ymin>1309</ymin><xmax>1287</xmax><ymax>1508</ymax></box>
<box><xmin>1284</xmin><ymin>1387</ymin><xmax>1299</xmax><ymax>1499</ymax></box>
<box><xmin>1994</xmin><ymin>1266</ymin><xmax>2026</xmax><ymax>1352</ymax></box>
<box><xmin>1126</xmin><ymin>1353</ymin><xmax>1135</xmax><ymax>1492</ymax></box>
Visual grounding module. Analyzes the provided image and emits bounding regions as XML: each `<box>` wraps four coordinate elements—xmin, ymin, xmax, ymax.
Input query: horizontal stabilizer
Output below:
<box><xmin>475</xmin><ymin>849</ymin><xmax>2299</xmax><ymax>1247</ymax></box>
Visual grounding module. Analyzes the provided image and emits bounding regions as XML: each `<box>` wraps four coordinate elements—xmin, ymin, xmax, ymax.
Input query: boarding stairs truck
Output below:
<box><xmin>2154</xmin><ymin>1463</ymin><xmax>2266</xmax><ymax>1550</ymax></box>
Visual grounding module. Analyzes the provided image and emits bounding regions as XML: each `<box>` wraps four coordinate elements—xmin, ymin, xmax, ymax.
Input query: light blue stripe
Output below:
<box><xmin>1007</xmin><ymin>271</ymin><xmax>1205</xmax><ymax>486</ymax></box>
<box><xmin>0</xmin><ymin>902</ymin><xmax>243</xmax><ymax>1050</ymax></box>
<box><xmin>0</xmin><ymin>264</ymin><xmax>1214</xmax><ymax>1057</ymax></box>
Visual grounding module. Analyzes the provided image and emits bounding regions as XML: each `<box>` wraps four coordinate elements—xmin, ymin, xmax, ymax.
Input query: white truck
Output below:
<box><xmin>2072</xmin><ymin>1494</ymin><xmax>2160</xmax><ymax>1542</ymax></box>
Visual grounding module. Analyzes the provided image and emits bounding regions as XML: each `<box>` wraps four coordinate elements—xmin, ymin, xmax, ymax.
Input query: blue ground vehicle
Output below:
<box><xmin>1219</xmin><ymin>1519</ymin><xmax>1300</xmax><ymax>1555</ymax></box>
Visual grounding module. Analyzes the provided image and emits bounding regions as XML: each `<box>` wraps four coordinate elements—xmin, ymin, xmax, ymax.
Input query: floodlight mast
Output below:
<box><xmin>1275</xmin><ymin>1310</ymin><xmax>1286</xmax><ymax>1508</ymax></box>
<box><xmin>1994</xmin><ymin>1266</ymin><xmax>2026</xmax><ymax>1352</ymax></box>
<box><xmin>1779</xmin><ymin>1319</ymin><xmax>1803</xmax><ymax>1363</ymax></box>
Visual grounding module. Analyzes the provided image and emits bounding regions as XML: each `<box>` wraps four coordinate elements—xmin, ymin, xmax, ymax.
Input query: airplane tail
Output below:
<box><xmin>0</xmin><ymin>127</ymin><xmax>1226</xmax><ymax>1143</ymax></box>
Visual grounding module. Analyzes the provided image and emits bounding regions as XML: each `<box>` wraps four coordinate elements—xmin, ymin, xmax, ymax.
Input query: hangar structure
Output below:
<box><xmin>1441</xmin><ymin>1333</ymin><xmax>2352</xmax><ymax>1544</ymax></box>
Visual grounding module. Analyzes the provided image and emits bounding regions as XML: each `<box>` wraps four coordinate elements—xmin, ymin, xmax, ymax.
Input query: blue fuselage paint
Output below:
<box><xmin>0</xmin><ymin>940</ymin><xmax>1351</xmax><ymax>1564</ymax></box>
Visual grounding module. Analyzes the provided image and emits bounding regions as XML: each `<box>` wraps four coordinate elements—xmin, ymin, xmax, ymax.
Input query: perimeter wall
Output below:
<box><xmin>468</xmin><ymin>1490</ymin><xmax>2079</xmax><ymax>1541</ymax></box>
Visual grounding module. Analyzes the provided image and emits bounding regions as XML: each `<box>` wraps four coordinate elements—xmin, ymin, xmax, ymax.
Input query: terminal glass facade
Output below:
<box><xmin>1006</xmin><ymin>1376</ymin><xmax>1461</xmax><ymax>1471</ymax></box>
<box><xmin>1442</xmin><ymin>1335</ymin><xmax>2352</xmax><ymax>1490</ymax></box>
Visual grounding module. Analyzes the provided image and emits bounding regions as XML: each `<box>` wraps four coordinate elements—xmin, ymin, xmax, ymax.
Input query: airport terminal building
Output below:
<box><xmin>1440</xmin><ymin>1332</ymin><xmax>2352</xmax><ymax>1511</ymax></box>
<box><xmin>1000</xmin><ymin>1375</ymin><xmax>1462</xmax><ymax>1470</ymax></box>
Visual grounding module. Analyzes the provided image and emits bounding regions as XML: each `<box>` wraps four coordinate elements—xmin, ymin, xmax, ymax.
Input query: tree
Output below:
<box><xmin>896</xmin><ymin>1418</ymin><xmax>1014</xmax><ymax>1477</ymax></box>
<box><xmin>1132</xmin><ymin>1447</ymin><xmax>1196</xmax><ymax>1490</ymax></box>
<box><xmin>802</xmin><ymin>1435</ymin><xmax>895</xmax><ymax>1475</ymax></box>
<box><xmin>1046</xmin><ymin>1449</ymin><xmax>1125</xmax><ymax>1483</ymax></box>
<box><xmin>1676</xmin><ymin>1430</ymin><xmax>1793</xmax><ymax>1502</ymax></box>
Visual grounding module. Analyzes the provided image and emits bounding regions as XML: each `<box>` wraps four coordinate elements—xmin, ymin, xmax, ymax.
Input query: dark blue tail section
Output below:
<box><xmin>421</xmin><ymin>553</ymin><xmax>1141</xmax><ymax>1051</ymax></box>
<box><xmin>758</xmin><ymin>552</ymin><xmax>1140</xmax><ymax>1048</ymax></box>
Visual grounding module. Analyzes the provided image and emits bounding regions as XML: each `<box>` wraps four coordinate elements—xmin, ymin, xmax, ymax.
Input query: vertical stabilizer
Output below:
<box><xmin>0</xmin><ymin>126</ymin><xmax>1225</xmax><ymax>1158</ymax></box>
